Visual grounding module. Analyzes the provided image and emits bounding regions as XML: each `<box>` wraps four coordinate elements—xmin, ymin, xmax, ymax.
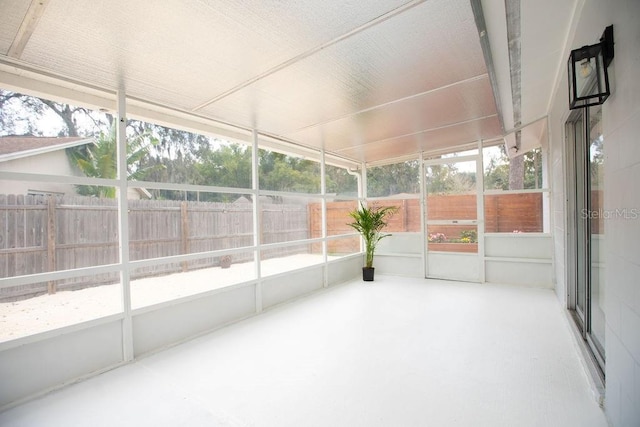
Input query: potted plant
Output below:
<box><xmin>347</xmin><ymin>202</ymin><xmax>398</xmax><ymax>281</ymax></box>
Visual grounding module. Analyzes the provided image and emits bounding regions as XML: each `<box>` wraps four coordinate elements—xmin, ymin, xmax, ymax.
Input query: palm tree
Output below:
<box><xmin>68</xmin><ymin>122</ymin><xmax>161</xmax><ymax>198</ymax></box>
<box><xmin>347</xmin><ymin>203</ymin><xmax>397</xmax><ymax>279</ymax></box>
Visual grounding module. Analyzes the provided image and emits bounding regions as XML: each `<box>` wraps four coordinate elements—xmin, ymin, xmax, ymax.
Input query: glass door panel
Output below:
<box><xmin>425</xmin><ymin>158</ymin><xmax>480</xmax><ymax>281</ymax></box>
<box><xmin>425</xmin><ymin>159</ymin><xmax>477</xmax><ymax>254</ymax></box>
<box><xmin>588</xmin><ymin>105</ymin><xmax>606</xmax><ymax>360</ymax></box>
<box><xmin>567</xmin><ymin>105</ymin><xmax>605</xmax><ymax>374</ymax></box>
<box><xmin>574</xmin><ymin>114</ymin><xmax>588</xmax><ymax>324</ymax></box>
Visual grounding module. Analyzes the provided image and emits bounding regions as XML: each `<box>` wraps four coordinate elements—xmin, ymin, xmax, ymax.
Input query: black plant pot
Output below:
<box><xmin>362</xmin><ymin>267</ymin><xmax>375</xmax><ymax>281</ymax></box>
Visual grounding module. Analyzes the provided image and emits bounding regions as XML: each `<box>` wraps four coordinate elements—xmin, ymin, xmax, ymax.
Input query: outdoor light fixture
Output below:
<box><xmin>568</xmin><ymin>25</ymin><xmax>614</xmax><ymax>110</ymax></box>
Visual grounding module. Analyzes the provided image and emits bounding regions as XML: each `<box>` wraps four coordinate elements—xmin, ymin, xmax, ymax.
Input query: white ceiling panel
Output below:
<box><xmin>0</xmin><ymin>0</ymin><xmax>579</xmax><ymax>165</ymax></box>
<box><xmin>17</xmin><ymin>0</ymin><xmax>412</xmax><ymax>112</ymax></box>
<box><xmin>286</xmin><ymin>75</ymin><xmax>498</xmax><ymax>152</ymax></box>
<box><xmin>519</xmin><ymin>0</ymin><xmax>577</xmax><ymax>124</ymax></box>
<box><xmin>337</xmin><ymin>115</ymin><xmax>502</xmax><ymax>163</ymax></box>
<box><xmin>0</xmin><ymin>0</ymin><xmax>31</xmax><ymax>55</ymax></box>
<box><xmin>198</xmin><ymin>0</ymin><xmax>488</xmax><ymax>132</ymax></box>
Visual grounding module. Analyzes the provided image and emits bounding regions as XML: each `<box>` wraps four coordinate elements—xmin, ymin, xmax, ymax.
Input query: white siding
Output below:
<box><xmin>0</xmin><ymin>151</ymin><xmax>77</xmax><ymax>195</ymax></box>
<box><xmin>549</xmin><ymin>1</ymin><xmax>640</xmax><ymax>425</ymax></box>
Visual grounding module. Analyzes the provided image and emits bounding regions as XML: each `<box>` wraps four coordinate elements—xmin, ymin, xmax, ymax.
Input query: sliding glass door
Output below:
<box><xmin>566</xmin><ymin>105</ymin><xmax>605</xmax><ymax>375</ymax></box>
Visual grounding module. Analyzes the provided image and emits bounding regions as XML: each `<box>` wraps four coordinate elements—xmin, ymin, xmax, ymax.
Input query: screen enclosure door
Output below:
<box><xmin>424</xmin><ymin>154</ymin><xmax>481</xmax><ymax>282</ymax></box>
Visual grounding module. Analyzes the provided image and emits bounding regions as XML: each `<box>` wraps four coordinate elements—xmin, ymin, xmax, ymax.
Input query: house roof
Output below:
<box><xmin>0</xmin><ymin>135</ymin><xmax>94</xmax><ymax>162</ymax></box>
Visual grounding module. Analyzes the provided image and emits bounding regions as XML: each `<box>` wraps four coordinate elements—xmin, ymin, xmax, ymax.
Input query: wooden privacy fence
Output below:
<box><xmin>309</xmin><ymin>199</ymin><xmax>423</xmax><ymax>254</ymax></box>
<box><xmin>0</xmin><ymin>195</ymin><xmax>309</xmax><ymax>301</ymax></box>
<box><xmin>1</xmin><ymin>192</ymin><xmax>544</xmax><ymax>300</ymax></box>
<box><xmin>309</xmin><ymin>193</ymin><xmax>544</xmax><ymax>253</ymax></box>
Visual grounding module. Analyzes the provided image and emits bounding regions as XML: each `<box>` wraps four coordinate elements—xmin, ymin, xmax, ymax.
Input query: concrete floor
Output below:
<box><xmin>0</xmin><ymin>276</ymin><xmax>608</xmax><ymax>427</ymax></box>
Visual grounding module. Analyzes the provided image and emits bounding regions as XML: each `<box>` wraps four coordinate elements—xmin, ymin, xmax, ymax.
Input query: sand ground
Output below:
<box><xmin>0</xmin><ymin>254</ymin><xmax>340</xmax><ymax>343</ymax></box>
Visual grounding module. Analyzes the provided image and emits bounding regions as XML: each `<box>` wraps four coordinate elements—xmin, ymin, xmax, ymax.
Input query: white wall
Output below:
<box><xmin>548</xmin><ymin>1</ymin><xmax>640</xmax><ymax>425</ymax></box>
<box><xmin>377</xmin><ymin>233</ymin><xmax>552</xmax><ymax>286</ymax></box>
<box><xmin>377</xmin><ymin>233</ymin><xmax>423</xmax><ymax>277</ymax></box>
<box><xmin>0</xmin><ymin>320</ymin><xmax>124</xmax><ymax>408</ymax></box>
<box><xmin>485</xmin><ymin>234</ymin><xmax>553</xmax><ymax>288</ymax></box>
<box><xmin>132</xmin><ymin>285</ymin><xmax>257</xmax><ymax>356</ymax></box>
<box><xmin>0</xmin><ymin>256</ymin><xmax>360</xmax><ymax>410</ymax></box>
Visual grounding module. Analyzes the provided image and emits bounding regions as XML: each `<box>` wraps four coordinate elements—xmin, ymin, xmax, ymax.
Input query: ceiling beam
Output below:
<box><xmin>8</xmin><ymin>0</ymin><xmax>50</xmax><ymax>59</ymax></box>
<box><xmin>470</xmin><ymin>0</ymin><xmax>505</xmax><ymax>133</ymax></box>
<box><xmin>504</xmin><ymin>0</ymin><xmax>521</xmax><ymax>148</ymax></box>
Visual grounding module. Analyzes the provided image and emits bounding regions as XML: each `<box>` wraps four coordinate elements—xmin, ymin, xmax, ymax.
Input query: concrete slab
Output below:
<box><xmin>0</xmin><ymin>276</ymin><xmax>608</xmax><ymax>426</ymax></box>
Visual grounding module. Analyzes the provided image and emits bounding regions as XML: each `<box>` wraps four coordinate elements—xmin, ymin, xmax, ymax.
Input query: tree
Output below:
<box><xmin>523</xmin><ymin>148</ymin><xmax>542</xmax><ymax>189</ymax></box>
<box><xmin>484</xmin><ymin>146</ymin><xmax>510</xmax><ymax>190</ymax></box>
<box><xmin>589</xmin><ymin>135</ymin><xmax>604</xmax><ymax>188</ymax></box>
<box><xmin>325</xmin><ymin>166</ymin><xmax>358</xmax><ymax>195</ymax></box>
<box><xmin>484</xmin><ymin>145</ymin><xmax>542</xmax><ymax>191</ymax></box>
<box><xmin>261</xmin><ymin>156</ymin><xmax>320</xmax><ymax>193</ymax></box>
<box><xmin>68</xmin><ymin>123</ymin><xmax>161</xmax><ymax>198</ymax></box>
<box><xmin>193</xmin><ymin>143</ymin><xmax>252</xmax><ymax>201</ymax></box>
<box><xmin>367</xmin><ymin>161</ymin><xmax>420</xmax><ymax>197</ymax></box>
<box><xmin>253</xmin><ymin>150</ymin><xmax>317</xmax><ymax>194</ymax></box>
<box><xmin>0</xmin><ymin>89</ymin><xmax>109</xmax><ymax>137</ymax></box>
<box><xmin>509</xmin><ymin>154</ymin><xmax>525</xmax><ymax>190</ymax></box>
<box><xmin>425</xmin><ymin>163</ymin><xmax>474</xmax><ymax>194</ymax></box>
<box><xmin>484</xmin><ymin>159</ymin><xmax>509</xmax><ymax>190</ymax></box>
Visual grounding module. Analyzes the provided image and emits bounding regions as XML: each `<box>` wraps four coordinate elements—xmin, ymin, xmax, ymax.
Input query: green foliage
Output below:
<box><xmin>484</xmin><ymin>151</ymin><xmax>510</xmax><ymax>190</ymax></box>
<box><xmin>196</xmin><ymin>143</ymin><xmax>252</xmax><ymax>188</ymax></box>
<box><xmin>68</xmin><ymin>122</ymin><xmax>162</xmax><ymax>198</ymax></box>
<box><xmin>459</xmin><ymin>229</ymin><xmax>477</xmax><ymax>243</ymax></box>
<box><xmin>325</xmin><ymin>165</ymin><xmax>358</xmax><ymax>195</ymax></box>
<box><xmin>259</xmin><ymin>151</ymin><xmax>320</xmax><ymax>193</ymax></box>
<box><xmin>523</xmin><ymin>148</ymin><xmax>543</xmax><ymax>189</ymax></box>
<box><xmin>589</xmin><ymin>135</ymin><xmax>604</xmax><ymax>188</ymax></box>
<box><xmin>347</xmin><ymin>203</ymin><xmax>398</xmax><ymax>268</ymax></box>
<box><xmin>367</xmin><ymin>161</ymin><xmax>420</xmax><ymax>197</ymax></box>
<box><xmin>425</xmin><ymin>163</ymin><xmax>475</xmax><ymax>194</ymax></box>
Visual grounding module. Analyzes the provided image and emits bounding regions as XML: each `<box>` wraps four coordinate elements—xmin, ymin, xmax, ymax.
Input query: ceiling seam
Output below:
<box><xmin>333</xmin><ymin>114</ymin><xmax>499</xmax><ymax>152</ymax></box>
<box><xmin>190</xmin><ymin>0</ymin><xmax>428</xmax><ymax>112</ymax></box>
<box><xmin>287</xmin><ymin>74</ymin><xmax>491</xmax><ymax>135</ymax></box>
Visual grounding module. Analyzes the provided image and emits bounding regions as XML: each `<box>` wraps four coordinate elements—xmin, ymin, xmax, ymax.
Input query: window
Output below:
<box><xmin>483</xmin><ymin>145</ymin><xmax>547</xmax><ymax>233</ymax></box>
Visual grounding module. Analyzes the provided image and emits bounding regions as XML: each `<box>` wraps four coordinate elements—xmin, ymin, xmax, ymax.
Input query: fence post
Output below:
<box><xmin>181</xmin><ymin>201</ymin><xmax>189</xmax><ymax>272</ymax></box>
<box><xmin>403</xmin><ymin>199</ymin><xmax>408</xmax><ymax>231</ymax></box>
<box><xmin>47</xmin><ymin>195</ymin><xmax>57</xmax><ymax>294</ymax></box>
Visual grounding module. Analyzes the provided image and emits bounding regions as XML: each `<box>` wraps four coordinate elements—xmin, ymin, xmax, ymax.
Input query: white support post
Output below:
<box><xmin>542</xmin><ymin>116</ymin><xmax>551</xmax><ymax>233</ymax></box>
<box><xmin>116</xmin><ymin>89</ymin><xmax>133</xmax><ymax>362</ymax></box>
<box><xmin>419</xmin><ymin>154</ymin><xmax>428</xmax><ymax>278</ymax></box>
<box><xmin>360</xmin><ymin>162</ymin><xmax>367</xmax><ymax>255</ymax></box>
<box><xmin>320</xmin><ymin>150</ymin><xmax>328</xmax><ymax>288</ymax></box>
<box><xmin>251</xmin><ymin>130</ymin><xmax>262</xmax><ymax>312</ymax></box>
<box><xmin>476</xmin><ymin>140</ymin><xmax>486</xmax><ymax>283</ymax></box>
<box><xmin>360</xmin><ymin>162</ymin><xmax>367</xmax><ymax>202</ymax></box>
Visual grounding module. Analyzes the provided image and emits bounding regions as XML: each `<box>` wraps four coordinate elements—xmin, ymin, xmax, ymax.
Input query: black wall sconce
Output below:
<box><xmin>568</xmin><ymin>25</ymin><xmax>614</xmax><ymax>110</ymax></box>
